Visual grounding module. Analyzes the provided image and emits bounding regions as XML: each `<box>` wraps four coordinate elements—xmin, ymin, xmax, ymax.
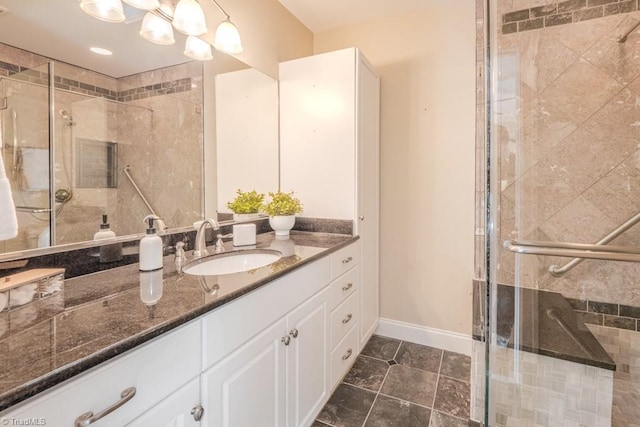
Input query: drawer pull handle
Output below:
<box><xmin>191</xmin><ymin>405</ymin><xmax>205</xmax><ymax>422</ymax></box>
<box><xmin>342</xmin><ymin>313</ymin><xmax>353</xmax><ymax>324</ymax></box>
<box><xmin>290</xmin><ymin>328</ymin><xmax>299</xmax><ymax>338</ymax></box>
<box><xmin>342</xmin><ymin>256</ymin><xmax>353</xmax><ymax>264</ymax></box>
<box><xmin>75</xmin><ymin>387</ymin><xmax>136</xmax><ymax>427</ymax></box>
<box><xmin>342</xmin><ymin>348</ymin><xmax>353</xmax><ymax>361</ymax></box>
<box><xmin>342</xmin><ymin>283</ymin><xmax>353</xmax><ymax>292</ymax></box>
<box><xmin>282</xmin><ymin>335</ymin><xmax>291</xmax><ymax>346</ymax></box>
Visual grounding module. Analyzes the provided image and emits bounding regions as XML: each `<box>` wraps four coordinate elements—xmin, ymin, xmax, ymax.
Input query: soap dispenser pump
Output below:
<box><xmin>139</xmin><ymin>215</ymin><xmax>163</xmax><ymax>272</ymax></box>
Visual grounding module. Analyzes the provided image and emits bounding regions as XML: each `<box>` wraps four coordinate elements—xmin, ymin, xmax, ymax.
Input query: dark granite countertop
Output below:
<box><xmin>473</xmin><ymin>282</ymin><xmax>615</xmax><ymax>370</ymax></box>
<box><xmin>0</xmin><ymin>231</ymin><xmax>357</xmax><ymax>412</ymax></box>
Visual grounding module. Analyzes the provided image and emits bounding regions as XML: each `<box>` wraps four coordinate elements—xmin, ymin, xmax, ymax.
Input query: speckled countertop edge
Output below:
<box><xmin>0</xmin><ymin>233</ymin><xmax>359</xmax><ymax>412</ymax></box>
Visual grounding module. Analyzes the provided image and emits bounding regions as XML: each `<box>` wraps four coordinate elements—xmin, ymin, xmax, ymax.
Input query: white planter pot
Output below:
<box><xmin>269</xmin><ymin>215</ymin><xmax>296</xmax><ymax>236</ymax></box>
<box><xmin>233</xmin><ymin>213</ymin><xmax>260</xmax><ymax>222</ymax></box>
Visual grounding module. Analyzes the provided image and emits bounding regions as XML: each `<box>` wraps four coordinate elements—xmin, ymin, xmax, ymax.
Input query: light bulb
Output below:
<box><xmin>184</xmin><ymin>36</ymin><xmax>213</xmax><ymax>61</ymax></box>
<box><xmin>172</xmin><ymin>0</ymin><xmax>207</xmax><ymax>36</ymax></box>
<box><xmin>140</xmin><ymin>12</ymin><xmax>175</xmax><ymax>45</ymax></box>
<box><xmin>214</xmin><ymin>19</ymin><xmax>243</xmax><ymax>54</ymax></box>
<box><xmin>80</xmin><ymin>0</ymin><xmax>126</xmax><ymax>23</ymax></box>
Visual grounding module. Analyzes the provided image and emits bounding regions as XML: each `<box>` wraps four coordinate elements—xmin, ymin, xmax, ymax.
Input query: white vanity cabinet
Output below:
<box><xmin>279</xmin><ymin>47</ymin><xmax>380</xmax><ymax>348</ymax></box>
<box><xmin>0</xmin><ymin>242</ymin><xmax>367</xmax><ymax>427</ymax></box>
<box><xmin>126</xmin><ymin>378</ymin><xmax>201</xmax><ymax>427</ymax></box>
<box><xmin>200</xmin><ymin>258</ymin><xmax>331</xmax><ymax>427</ymax></box>
<box><xmin>1</xmin><ymin>321</ymin><xmax>202</xmax><ymax>427</ymax></box>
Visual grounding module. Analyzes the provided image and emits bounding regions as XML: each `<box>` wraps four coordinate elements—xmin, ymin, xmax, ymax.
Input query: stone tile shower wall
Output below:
<box><xmin>115</xmin><ymin>62</ymin><xmax>203</xmax><ymax>237</ymax></box>
<box><xmin>471</xmin><ymin>340</ymin><xmax>614</xmax><ymax>426</ymax></box>
<box><xmin>475</xmin><ymin>2</ymin><xmax>640</xmax><ymax>425</ymax></box>
<box><xmin>0</xmin><ymin>43</ymin><xmax>202</xmax><ymax>248</ymax></box>
<box><xmin>493</xmin><ymin>6</ymin><xmax>640</xmax><ymax>308</ymax></box>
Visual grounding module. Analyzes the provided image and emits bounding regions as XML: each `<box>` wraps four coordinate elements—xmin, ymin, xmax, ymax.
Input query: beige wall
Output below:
<box><xmin>213</xmin><ymin>0</ymin><xmax>313</xmax><ymax>78</ymax></box>
<box><xmin>314</xmin><ymin>1</ymin><xmax>476</xmax><ymax>335</ymax></box>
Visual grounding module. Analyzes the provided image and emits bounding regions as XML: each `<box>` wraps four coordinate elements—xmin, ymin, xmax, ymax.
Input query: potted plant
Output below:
<box><xmin>263</xmin><ymin>191</ymin><xmax>303</xmax><ymax>236</ymax></box>
<box><xmin>226</xmin><ymin>189</ymin><xmax>265</xmax><ymax>221</ymax></box>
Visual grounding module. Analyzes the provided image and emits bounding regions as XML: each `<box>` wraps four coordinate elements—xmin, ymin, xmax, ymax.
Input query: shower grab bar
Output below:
<box><xmin>123</xmin><ymin>165</ymin><xmax>157</xmax><ymax>218</ymax></box>
<box><xmin>504</xmin><ymin>239</ymin><xmax>640</xmax><ymax>263</ymax></box>
<box><xmin>547</xmin><ymin>211</ymin><xmax>640</xmax><ymax>276</ymax></box>
<box><xmin>16</xmin><ymin>206</ymin><xmax>51</xmax><ymax>213</ymax></box>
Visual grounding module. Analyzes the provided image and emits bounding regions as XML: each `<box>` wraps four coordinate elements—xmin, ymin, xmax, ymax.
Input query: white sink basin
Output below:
<box><xmin>183</xmin><ymin>249</ymin><xmax>282</xmax><ymax>276</ymax></box>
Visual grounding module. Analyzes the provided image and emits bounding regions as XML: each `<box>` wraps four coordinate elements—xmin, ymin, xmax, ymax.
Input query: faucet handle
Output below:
<box><xmin>215</xmin><ymin>234</ymin><xmax>232</xmax><ymax>253</ymax></box>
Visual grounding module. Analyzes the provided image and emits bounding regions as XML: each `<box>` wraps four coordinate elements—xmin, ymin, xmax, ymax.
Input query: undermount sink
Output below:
<box><xmin>183</xmin><ymin>249</ymin><xmax>282</xmax><ymax>276</ymax></box>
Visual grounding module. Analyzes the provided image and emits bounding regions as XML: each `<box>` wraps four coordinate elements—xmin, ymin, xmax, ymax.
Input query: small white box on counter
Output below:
<box><xmin>233</xmin><ymin>223</ymin><xmax>256</xmax><ymax>247</ymax></box>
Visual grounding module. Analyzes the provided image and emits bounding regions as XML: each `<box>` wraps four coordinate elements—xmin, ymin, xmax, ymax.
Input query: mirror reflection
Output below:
<box><xmin>0</xmin><ymin>0</ymin><xmax>278</xmax><ymax>257</ymax></box>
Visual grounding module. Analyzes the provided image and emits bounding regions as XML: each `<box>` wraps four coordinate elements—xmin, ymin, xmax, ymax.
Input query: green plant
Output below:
<box><xmin>263</xmin><ymin>191</ymin><xmax>303</xmax><ymax>216</ymax></box>
<box><xmin>226</xmin><ymin>189</ymin><xmax>265</xmax><ymax>214</ymax></box>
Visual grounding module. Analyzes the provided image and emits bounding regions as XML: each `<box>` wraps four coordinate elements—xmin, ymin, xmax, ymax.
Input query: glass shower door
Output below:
<box><xmin>0</xmin><ymin>62</ymin><xmax>52</xmax><ymax>252</ymax></box>
<box><xmin>482</xmin><ymin>1</ymin><xmax>640</xmax><ymax>426</ymax></box>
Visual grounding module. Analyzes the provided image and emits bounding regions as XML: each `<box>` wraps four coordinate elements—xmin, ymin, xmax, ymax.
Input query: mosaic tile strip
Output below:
<box><xmin>567</xmin><ymin>297</ymin><xmax>640</xmax><ymax>332</ymax></box>
<box><xmin>0</xmin><ymin>60</ymin><xmax>191</xmax><ymax>102</ymax></box>
<box><xmin>502</xmin><ymin>0</ymin><xmax>639</xmax><ymax>34</ymax></box>
<box><xmin>470</xmin><ymin>340</ymin><xmax>613</xmax><ymax>426</ymax></box>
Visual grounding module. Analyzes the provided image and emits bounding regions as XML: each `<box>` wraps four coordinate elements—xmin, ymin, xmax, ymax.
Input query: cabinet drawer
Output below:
<box><xmin>331</xmin><ymin>242</ymin><xmax>359</xmax><ymax>280</ymax></box>
<box><xmin>330</xmin><ymin>323</ymin><xmax>359</xmax><ymax>386</ymax></box>
<box><xmin>331</xmin><ymin>291</ymin><xmax>359</xmax><ymax>349</ymax></box>
<box><xmin>328</xmin><ymin>266</ymin><xmax>359</xmax><ymax>311</ymax></box>
<box><xmin>3</xmin><ymin>321</ymin><xmax>202</xmax><ymax>426</ymax></box>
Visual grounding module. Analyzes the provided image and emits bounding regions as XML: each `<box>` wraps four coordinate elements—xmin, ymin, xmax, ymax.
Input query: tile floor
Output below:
<box><xmin>313</xmin><ymin>335</ymin><xmax>481</xmax><ymax>427</ymax></box>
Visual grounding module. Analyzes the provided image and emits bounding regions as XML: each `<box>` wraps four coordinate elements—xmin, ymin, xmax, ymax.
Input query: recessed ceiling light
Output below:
<box><xmin>90</xmin><ymin>47</ymin><xmax>113</xmax><ymax>56</ymax></box>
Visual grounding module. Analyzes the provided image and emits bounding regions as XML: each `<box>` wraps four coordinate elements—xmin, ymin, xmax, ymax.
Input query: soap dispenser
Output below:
<box><xmin>94</xmin><ymin>215</ymin><xmax>122</xmax><ymax>263</ymax></box>
<box><xmin>139</xmin><ymin>215</ymin><xmax>163</xmax><ymax>271</ymax></box>
<box><xmin>94</xmin><ymin>214</ymin><xmax>115</xmax><ymax>240</ymax></box>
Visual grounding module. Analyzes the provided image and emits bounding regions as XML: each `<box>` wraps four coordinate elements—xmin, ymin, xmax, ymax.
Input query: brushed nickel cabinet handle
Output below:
<box><xmin>191</xmin><ymin>405</ymin><xmax>205</xmax><ymax>422</ymax></box>
<box><xmin>282</xmin><ymin>335</ymin><xmax>291</xmax><ymax>346</ymax></box>
<box><xmin>342</xmin><ymin>256</ymin><xmax>353</xmax><ymax>264</ymax></box>
<box><xmin>342</xmin><ymin>283</ymin><xmax>353</xmax><ymax>292</ymax></box>
<box><xmin>75</xmin><ymin>387</ymin><xmax>136</xmax><ymax>427</ymax></box>
<box><xmin>342</xmin><ymin>348</ymin><xmax>353</xmax><ymax>360</ymax></box>
<box><xmin>290</xmin><ymin>328</ymin><xmax>299</xmax><ymax>338</ymax></box>
<box><xmin>342</xmin><ymin>313</ymin><xmax>353</xmax><ymax>324</ymax></box>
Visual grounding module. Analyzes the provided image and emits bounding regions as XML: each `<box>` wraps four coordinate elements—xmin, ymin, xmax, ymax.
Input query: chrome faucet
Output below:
<box><xmin>193</xmin><ymin>219</ymin><xmax>220</xmax><ymax>258</ymax></box>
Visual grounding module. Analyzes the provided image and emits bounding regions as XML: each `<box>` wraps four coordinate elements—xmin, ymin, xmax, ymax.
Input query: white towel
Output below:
<box><xmin>0</xmin><ymin>149</ymin><xmax>18</xmax><ymax>240</ymax></box>
<box><xmin>20</xmin><ymin>147</ymin><xmax>48</xmax><ymax>190</ymax></box>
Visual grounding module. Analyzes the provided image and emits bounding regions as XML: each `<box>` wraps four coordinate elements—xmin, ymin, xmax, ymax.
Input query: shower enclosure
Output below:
<box><xmin>0</xmin><ymin>52</ymin><xmax>204</xmax><ymax>254</ymax></box>
<box><xmin>479</xmin><ymin>2</ymin><xmax>640</xmax><ymax>426</ymax></box>
<box><xmin>0</xmin><ymin>61</ymin><xmax>156</xmax><ymax>253</ymax></box>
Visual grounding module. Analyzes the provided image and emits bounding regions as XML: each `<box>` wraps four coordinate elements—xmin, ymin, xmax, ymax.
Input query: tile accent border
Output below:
<box><xmin>0</xmin><ymin>60</ymin><xmax>191</xmax><ymax>102</ymax></box>
<box><xmin>567</xmin><ymin>297</ymin><xmax>640</xmax><ymax>332</ymax></box>
<box><xmin>502</xmin><ymin>0</ymin><xmax>639</xmax><ymax>34</ymax></box>
<box><xmin>375</xmin><ymin>317</ymin><xmax>473</xmax><ymax>356</ymax></box>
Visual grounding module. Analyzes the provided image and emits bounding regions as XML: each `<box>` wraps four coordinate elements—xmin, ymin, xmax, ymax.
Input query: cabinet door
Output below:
<box><xmin>356</xmin><ymin>52</ymin><xmax>381</xmax><ymax>346</ymax></box>
<box><xmin>127</xmin><ymin>378</ymin><xmax>201</xmax><ymax>427</ymax></box>
<box><xmin>202</xmin><ymin>318</ymin><xmax>287</xmax><ymax>427</ymax></box>
<box><xmin>279</xmin><ymin>48</ymin><xmax>357</xmax><ymax>221</ymax></box>
<box><xmin>286</xmin><ymin>289</ymin><xmax>329</xmax><ymax>427</ymax></box>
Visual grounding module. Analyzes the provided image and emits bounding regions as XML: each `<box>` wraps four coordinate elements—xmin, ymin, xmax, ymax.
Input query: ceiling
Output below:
<box><xmin>0</xmin><ymin>0</ymin><xmax>202</xmax><ymax>78</ymax></box>
<box><xmin>277</xmin><ymin>0</ymin><xmax>437</xmax><ymax>34</ymax></box>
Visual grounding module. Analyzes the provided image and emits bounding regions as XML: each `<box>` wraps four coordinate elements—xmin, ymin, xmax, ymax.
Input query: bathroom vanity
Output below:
<box><xmin>0</xmin><ymin>232</ymin><xmax>368</xmax><ymax>427</ymax></box>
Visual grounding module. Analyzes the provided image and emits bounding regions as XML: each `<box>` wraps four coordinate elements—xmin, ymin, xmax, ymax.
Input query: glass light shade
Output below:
<box><xmin>184</xmin><ymin>36</ymin><xmax>213</xmax><ymax>61</ymax></box>
<box><xmin>140</xmin><ymin>12</ymin><xmax>175</xmax><ymax>45</ymax></box>
<box><xmin>213</xmin><ymin>19</ymin><xmax>243</xmax><ymax>54</ymax></box>
<box><xmin>80</xmin><ymin>0</ymin><xmax>125</xmax><ymax>23</ymax></box>
<box><xmin>122</xmin><ymin>0</ymin><xmax>160</xmax><ymax>10</ymax></box>
<box><xmin>172</xmin><ymin>0</ymin><xmax>207</xmax><ymax>36</ymax></box>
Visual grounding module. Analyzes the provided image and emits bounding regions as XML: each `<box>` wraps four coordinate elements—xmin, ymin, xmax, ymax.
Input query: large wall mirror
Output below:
<box><xmin>0</xmin><ymin>0</ymin><xmax>279</xmax><ymax>257</ymax></box>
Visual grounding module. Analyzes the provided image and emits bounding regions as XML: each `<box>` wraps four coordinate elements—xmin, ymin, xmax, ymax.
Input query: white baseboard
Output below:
<box><xmin>375</xmin><ymin>318</ymin><xmax>472</xmax><ymax>356</ymax></box>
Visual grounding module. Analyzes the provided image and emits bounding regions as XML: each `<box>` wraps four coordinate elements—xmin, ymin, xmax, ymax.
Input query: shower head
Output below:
<box><xmin>59</xmin><ymin>110</ymin><xmax>76</xmax><ymax>126</ymax></box>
